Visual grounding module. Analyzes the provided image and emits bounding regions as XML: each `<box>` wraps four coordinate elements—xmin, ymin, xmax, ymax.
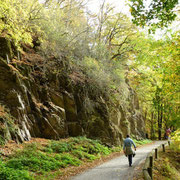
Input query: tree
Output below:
<box><xmin>0</xmin><ymin>0</ymin><xmax>43</xmax><ymax>49</ymax></box>
<box><xmin>129</xmin><ymin>0</ymin><xmax>179</xmax><ymax>31</ymax></box>
<box><xmin>127</xmin><ymin>31</ymin><xmax>180</xmax><ymax>139</ymax></box>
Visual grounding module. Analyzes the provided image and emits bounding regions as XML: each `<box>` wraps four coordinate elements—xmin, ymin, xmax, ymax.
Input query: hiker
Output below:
<box><xmin>166</xmin><ymin>128</ymin><xmax>171</xmax><ymax>140</ymax></box>
<box><xmin>123</xmin><ymin>135</ymin><xmax>136</xmax><ymax>167</ymax></box>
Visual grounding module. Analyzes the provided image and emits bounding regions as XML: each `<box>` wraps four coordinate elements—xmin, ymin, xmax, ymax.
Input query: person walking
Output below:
<box><xmin>123</xmin><ymin>135</ymin><xmax>136</xmax><ymax>167</ymax></box>
<box><xmin>166</xmin><ymin>128</ymin><xmax>171</xmax><ymax>140</ymax></box>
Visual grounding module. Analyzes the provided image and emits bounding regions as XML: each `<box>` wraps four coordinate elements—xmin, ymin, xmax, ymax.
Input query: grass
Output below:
<box><xmin>0</xmin><ymin>136</ymin><xmax>152</xmax><ymax>180</ymax></box>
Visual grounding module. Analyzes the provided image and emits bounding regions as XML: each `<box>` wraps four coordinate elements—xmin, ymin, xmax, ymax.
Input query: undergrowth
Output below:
<box><xmin>0</xmin><ymin>160</ymin><xmax>33</xmax><ymax>180</ymax></box>
<box><xmin>0</xmin><ymin>136</ymin><xmax>152</xmax><ymax>180</ymax></box>
<box><xmin>153</xmin><ymin>145</ymin><xmax>180</xmax><ymax>180</ymax></box>
<box><xmin>171</xmin><ymin>129</ymin><xmax>180</xmax><ymax>153</ymax></box>
<box><xmin>133</xmin><ymin>139</ymin><xmax>152</xmax><ymax>146</ymax></box>
<box><xmin>0</xmin><ymin>137</ymin><xmax>118</xmax><ymax>179</ymax></box>
<box><xmin>153</xmin><ymin>130</ymin><xmax>180</xmax><ymax>180</ymax></box>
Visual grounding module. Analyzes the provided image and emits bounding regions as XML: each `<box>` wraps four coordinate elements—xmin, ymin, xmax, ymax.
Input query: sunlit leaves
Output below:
<box><xmin>129</xmin><ymin>0</ymin><xmax>179</xmax><ymax>32</ymax></box>
<box><xmin>128</xmin><ymin>31</ymin><xmax>180</xmax><ymax>133</ymax></box>
<box><xmin>0</xmin><ymin>0</ymin><xmax>43</xmax><ymax>49</ymax></box>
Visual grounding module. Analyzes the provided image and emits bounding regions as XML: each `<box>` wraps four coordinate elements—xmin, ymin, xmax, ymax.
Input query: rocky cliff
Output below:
<box><xmin>0</xmin><ymin>37</ymin><xmax>145</xmax><ymax>146</ymax></box>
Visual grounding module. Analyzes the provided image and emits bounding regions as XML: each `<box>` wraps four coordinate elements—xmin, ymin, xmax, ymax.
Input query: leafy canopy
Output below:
<box><xmin>129</xmin><ymin>0</ymin><xmax>179</xmax><ymax>31</ymax></box>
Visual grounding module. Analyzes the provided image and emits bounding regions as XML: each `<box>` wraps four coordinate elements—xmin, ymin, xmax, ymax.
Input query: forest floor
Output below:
<box><xmin>134</xmin><ymin>143</ymin><xmax>180</xmax><ymax>180</ymax></box>
<box><xmin>153</xmin><ymin>145</ymin><xmax>180</xmax><ymax>180</ymax></box>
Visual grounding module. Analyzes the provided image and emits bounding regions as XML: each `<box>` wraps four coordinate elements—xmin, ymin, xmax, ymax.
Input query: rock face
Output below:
<box><xmin>0</xmin><ymin>37</ymin><xmax>13</xmax><ymax>60</ymax></box>
<box><xmin>0</xmin><ymin>38</ymin><xmax>145</xmax><ymax>145</ymax></box>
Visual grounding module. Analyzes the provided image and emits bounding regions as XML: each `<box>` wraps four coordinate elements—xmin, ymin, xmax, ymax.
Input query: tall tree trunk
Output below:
<box><xmin>157</xmin><ymin>104</ymin><xmax>161</xmax><ymax>140</ymax></box>
<box><xmin>150</xmin><ymin>111</ymin><xmax>154</xmax><ymax>139</ymax></box>
<box><xmin>158</xmin><ymin>104</ymin><xmax>163</xmax><ymax>140</ymax></box>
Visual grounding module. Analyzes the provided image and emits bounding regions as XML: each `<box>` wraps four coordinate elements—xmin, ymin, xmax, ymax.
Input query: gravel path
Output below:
<box><xmin>71</xmin><ymin>141</ymin><xmax>167</xmax><ymax>180</ymax></box>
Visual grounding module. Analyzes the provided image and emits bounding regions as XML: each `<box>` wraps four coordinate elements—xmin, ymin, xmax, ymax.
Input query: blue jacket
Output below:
<box><xmin>123</xmin><ymin>138</ymin><xmax>136</xmax><ymax>150</ymax></box>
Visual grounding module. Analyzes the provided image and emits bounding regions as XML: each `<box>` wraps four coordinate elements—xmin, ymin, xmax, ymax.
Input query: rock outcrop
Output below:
<box><xmin>0</xmin><ymin>38</ymin><xmax>145</xmax><ymax>145</ymax></box>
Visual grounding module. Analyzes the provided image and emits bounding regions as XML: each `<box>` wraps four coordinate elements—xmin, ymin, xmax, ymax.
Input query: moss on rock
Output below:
<box><xmin>0</xmin><ymin>37</ymin><xmax>13</xmax><ymax>60</ymax></box>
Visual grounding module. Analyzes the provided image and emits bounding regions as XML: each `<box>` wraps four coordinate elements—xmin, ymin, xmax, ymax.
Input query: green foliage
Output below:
<box><xmin>161</xmin><ymin>157</ymin><xmax>180</xmax><ymax>179</ymax></box>
<box><xmin>154</xmin><ymin>145</ymin><xmax>180</xmax><ymax>180</ymax></box>
<box><xmin>45</xmin><ymin>141</ymin><xmax>74</xmax><ymax>153</ymax></box>
<box><xmin>71</xmin><ymin>149</ymin><xmax>99</xmax><ymax>161</ymax></box>
<box><xmin>170</xmin><ymin>129</ymin><xmax>180</xmax><ymax>153</ymax></box>
<box><xmin>0</xmin><ymin>0</ymin><xmax>43</xmax><ymax>50</ymax></box>
<box><xmin>39</xmin><ymin>0</ymin><xmax>89</xmax><ymax>57</ymax></box>
<box><xmin>0</xmin><ymin>160</ymin><xmax>32</xmax><ymax>180</ymax></box>
<box><xmin>128</xmin><ymin>32</ymin><xmax>180</xmax><ymax>139</ymax></box>
<box><xmin>111</xmin><ymin>146</ymin><xmax>122</xmax><ymax>152</ymax></box>
<box><xmin>59</xmin><ymin>154</ymin><xmax>81</xmax><ymax>166</ymax></box>
<box><xmin>170</xmin><ymin>142</ymin><xmax>180</xmax><ymax>153</ymax></box>
<box><xmin>171</xmin><ymin>129</ymin><xmax>180</xmax><ymax>141</ymax></box>
<box><xmin>0</xmin><ymin>0</ymin><xmax>136</xmax><ymax>105</ymax></box>
<box><xmin>0</xmin><ymin>132</ymin><xmax>136</xmax><ymax>180</ymax></box>
<box><xmin>83</xmin><ymin>153</ymin><xmax>98</xmax><ymax>161</ymax></box>
<box><xmin>129</xmin><ymin>0</ymin><xmax>179</xmax><ymax>31</ymax></box>
<box><xmin>0</xmin><ymin>136</ymin><xmax>118</xmax><ymax>179</ymax></box>
<box><xmin>71</xmin><ymin>150</ymin><xmax>85</xmax><ymax>159</ymax></box>
<box><xmin>4</xmin><ymin>142</ymin><xmax>82</xmax><ymax>175</ymax></box>
<box><xmin>45</xmin><ymin>136</ymin><xmax>112</xmax><ymax>156</ymax></box>
<box><xmin>78</xmin><ymin>56</ymin><xmax>125</xmax><ymax>96</ymax></box>
<box><xmin>6</xmin><ymin>150</ymin><xmax>63</xmax><ymax>172</ymax></box>
<box><xmin>133</xmin><ymin>139</ymin><xmax>152</xmax><ymax>146</ymax></box>
<box><xmin>35</xmin><ymin>170</ymin><xmax>62</xmax><ymax>180</ymax></box>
